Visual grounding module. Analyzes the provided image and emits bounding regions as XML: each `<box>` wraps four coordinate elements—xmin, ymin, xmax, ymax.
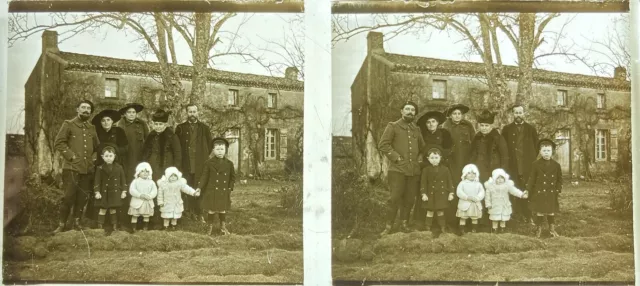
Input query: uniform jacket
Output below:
<box><xmin>129</xmin><ymin>177</ymin><xmax>158</xmax><ymax>209</ymax></box>
<box><xmin>142</xmin><ymin>128</ymin><xmax>182</xmax><ymax>181</ymax></box>
<box><xmin>95</xmin><ymin>126</ymin><xmax>129</xmax><ymax>167</ymax></box>
<box><xmin>157</xmin><ymin>177</ymin><xmax>197</xmax><ymax>215</ymax></box>
<box><xmin>378</xmin><ymin>118</ymin><xmax>425</xmax><ymax>176</ymax></box>
<box><xmin>93</xmin><ymin>163</ymin><xmax>127</xmax><ymax>208</ymax></box>
<box><xmin>469</xmin><ymin>129</ymin><xmax>509</xmax><ymax>182</ymax></box>
<box><xmin>420</xmin><ymin>164</ymin><xmax>454</xmax><ymax>210</ymax></box>
<box><xmin>442</xmin><ymin>118</ymin><xmax>475</xmax><ymax>184</ymax></box>
<box><xmin>420</xmin><ymin>128</ymin><xmax>453</xmax><ymax>167</ymax></box>
<box><xmin>526</xmin><ymin>158</ymin><xmax>562</xmax><ymax>214</ymax></box>
<box><xmin>54</xmin><ymin>116</ymin><xmax>100</xmax><ymax>174</ymax></box>
<box><xmin>175</xmin><ymin>121</ymin><xmax>213</xmax><ymax>181</ymax></box>
<box><xmin>198</xmin><ymin>157</ymin><xmax>236</xmax><ymax>212</ymax></box>
<box><xmin>116</xmin><ymin>118</ymin><xmax>149</xmax><ymax>178</ymax></box>
<box><xmin>502</xmin><ymin>122</ymin><xmax>538</xmax><ymax>184</ymax></box>
<box><xmin>484</xmin><ymin>179</ymin><xmax>525</xmax><ymax>216</ymax></box>
<box><xmin>456</xmin><ymin>180</ymin><xmax>485</xmax><ymax>212</ymax></box>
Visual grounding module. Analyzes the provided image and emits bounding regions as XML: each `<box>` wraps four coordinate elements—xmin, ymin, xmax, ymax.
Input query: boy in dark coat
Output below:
<box><xmin>93</xmin><ymin>145</ymin><xmax>127</xmax><ymax>233</ymax></box>
<box><xmin>197</xmin><ymin>137</ymin><xmax>236</xmax><ymax>236</ymax></box>
<box><xmin>526</xmin><ymin>139</ymin><xmax>562</xmax><ymax>238</ymax></box>
<box><xmin>419</xmin><ymin>145</ymin><xmax>454</xmax><ymax>234</ymax></box>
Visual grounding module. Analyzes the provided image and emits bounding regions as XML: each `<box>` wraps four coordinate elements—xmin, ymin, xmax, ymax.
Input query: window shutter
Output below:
<box><xmin>264</xmin><ymin>128</ymin><xmax>268</xmax><ymax>161</ymax></box>
<box><xmin>280</xmin><ymin>129</ymin><xmax>288</xmax><ymax>161</ymax></box>
<box><xmin>610</xmin><ymin>129</ymin><xmax>618</xmax><ymax>162</ymax></box>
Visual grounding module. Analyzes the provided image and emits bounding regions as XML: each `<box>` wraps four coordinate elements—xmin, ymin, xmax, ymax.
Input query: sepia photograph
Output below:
<box><xmin>3</xmin><ymin>11</ymin><xmax>305</xmax><ymax>283</ymax></box>
<box><xmin>331</xmin><ymin>12</ymin><xmax>633</xmax><ymax>281</ymax></box>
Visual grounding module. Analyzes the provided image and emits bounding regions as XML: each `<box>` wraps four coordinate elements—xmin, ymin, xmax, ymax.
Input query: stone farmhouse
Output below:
<box><xmin>25</xmin><ymin>30</ymin><xmax>303</xmax><ymax>179</ymax></box>
<box><xmin>352</xmin><ymin>31</ymin><xmax>631</xmax><ymax>180</ymax></box>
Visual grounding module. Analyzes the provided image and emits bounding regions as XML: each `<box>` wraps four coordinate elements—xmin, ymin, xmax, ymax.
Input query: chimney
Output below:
<box><xmin>285</xmin><ymin>67</ymin><xmax>299</xmax><ymax>80</ymax></box>
<box><xmin>367</xmin><ymin>31</ymin><xmax>384</xmax><ymax>54</ymax></box>
<box><xmin>42</xmin><ymin>30</ymin><xmax>59</xmax><ymax>53</ymax></box>
<box><xmin>614</xmin><ymin>66</ymin><xmax>627</xmax><ymax>81</ymax></box>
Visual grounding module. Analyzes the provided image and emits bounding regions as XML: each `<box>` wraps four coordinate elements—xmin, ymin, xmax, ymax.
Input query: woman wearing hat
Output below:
<box><xmin>92</xmin><ymin>109</ymin><xmax>129</xmax><ymax>167</ymax></box>
<box><xmin>442</xmin><ymin>104</ymin><xmax>476</xmax><ymax>188</ymax></box>
<box><xmin>115</xmin><ymin>103</ymin><xmax>149</xmax><ymax>181</ymax></box>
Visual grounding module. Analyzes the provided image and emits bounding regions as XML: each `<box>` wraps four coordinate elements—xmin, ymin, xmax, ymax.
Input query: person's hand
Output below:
<box><xmin>486</xmin><ymin>205</ymin><xmax>491</xmax><ymax>209</ymax></box>
<box><xmin>194</xmin><ymin>190</ymin><xmax>201</xmax><ymax>197</ymax></box>
<box><xmin>158</xmin><ymin>203</ymin><xmax>164</xmax><ymax>207</ymax></box>
<box><xmin>121</xmin><ymin>191</ymin><xmax>127</xmax><ymax>199</ymax></box>
<box><xmin>522</xmin><ymin>191</ymin><xmax>529</xmax><ymax>199</ymax></box>
<box><xmin>448</xmin><ymin>193</ymin><xmax>454</xmax><ymax>201</ymax></box>
<box><xmin>141</xmin><ymin>194</ymin><xmax>149</xmax><ymax>200</ymax></box>
<box><xmin>95</xmin><ymin>192</ymin><xmax>102</xmax><ymax>200</ymax></box>
<box><xmin>396</xmin><ymin>156</ymin><xmax>403</xmax><ymax>163</ymax></box>
<box><xmin>421</xmin><ymin>194</ymin><xmax>428</xmax><ymax>201</ymax></box>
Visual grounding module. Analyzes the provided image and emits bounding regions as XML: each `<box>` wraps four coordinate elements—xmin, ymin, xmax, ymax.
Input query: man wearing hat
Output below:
<box><xmin>526</xmin><ymin>138</ymin><xmax>562</xmax><ymax>238</ymax></box>
<box><xmin>501</xmin><ymin>104</ymin><xmax>539</xmax><ymax>224</ymax></box>
<box><xmin>442</xmin><ymin>104</ymin><xmax>475</xmax><ymax>188</ymax></box>
<box><xmin>414</xmin><ymin>110</ymin><xmax>452</xmax><ymax>229</ymax></box>
<box><xmin>115</xmin><ymin>103</ymin><xmax>149</xmax><ymax>181</ymax></box>
<box><xmin>53</xmin><ymin>99</ymin><xmax>100</xmax><ymax>233</ymax></box>
<box><xmin>142</xmin><ymin>109</ymin><xmax>182</xmax><ymax>229</ymax></box>
<box><xmin>378</xmin><ymin>101</ymin><xmax>425</xmax><ymax>235</ymax></box>
<box><xmin>175</xmin><ymin>103</ymin><xmax>213</xmax><ymax>222</ymax></box>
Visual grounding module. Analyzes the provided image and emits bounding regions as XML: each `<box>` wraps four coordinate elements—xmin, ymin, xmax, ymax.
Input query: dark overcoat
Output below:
<box><xmin>378</xmin><ymin>119</ymin><xmax>425</xmax><ymax>177</ymax></box>
<box><xmin>420</xmin><ymin>165</ymin><xmax>454</xmax><ymax>211</ymax></box>
<box><xmin>442</xmin><ymin>118</ymin><xmax>475</xmax><ymax>185</ymax></box>
<box><xmin>95</xmin><ymin>126</ymin><xmax>129</xmax><ymax>167</ymax></box>
<box><xmin>198</xmin><ymin>157</ymin><xmax>236</xmax><ymax>212</ymax></box>
<box><xmin>502</xmin><ymin>122</ymin><xmax>539</xmax><ymax>185</ymax></box>
<box><xmin>526</xmin><ymin>158</ymin><xmax>562</xmax><ymax>214</ymax></box>
<box><xmin>420</xmin><ymin>128</ymin><xmax>452</xmax><ymax>167</ymax></box>
<box><xmin>116</xmin><ymin>118</ymin><xmax>149</xmax><ymax>180</ymax></box>
<box><xmin>469</xmin><ymin>129</ymin><xmax>509</xmax><ymax>183</ymax></box>
<box><xmin>54</xmin><ymin>116</ymin><xmax>100</xmax><ymax>174</ymax></box>
<box><xmin>142</xmin><ymin>128</ymin><xmax>182</xmax><ymax>181</ymax></box>
<box><xmin>175</xmin><ymin>121</ymin><xmax>213</xmax><ymax>181</ymax></box>
<box><xmin>93</xmin><ymin>163</ymin><xmax>127</xmax><ymax>208</ymax></box>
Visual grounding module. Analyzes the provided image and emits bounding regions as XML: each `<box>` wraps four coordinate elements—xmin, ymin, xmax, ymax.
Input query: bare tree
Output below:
<box><xmin>258</xmin><ymin>14</ymin><xmax>305</xmax><ymax>80</ymax></box>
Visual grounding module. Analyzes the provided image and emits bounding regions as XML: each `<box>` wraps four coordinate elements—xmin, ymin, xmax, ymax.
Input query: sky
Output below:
<box><xmin>6</xmin><ymin>13</ymin><xmax>303</xmax><ymax>134</ymax></box>
<box><xmin>331</xmin><ymin>13</ymin><xmax>627</xmax><ymax>136</ymax></box>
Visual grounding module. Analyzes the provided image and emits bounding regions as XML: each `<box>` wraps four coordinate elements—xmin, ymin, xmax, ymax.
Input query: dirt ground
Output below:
<box><xmin>3</xmin><ymin>179</ymin><xmax>303</xmax><ymax>283</ymax></box>
<box><xmin>332</xmin><ymin>180</ymin><xmax>634</xmax><ymax>282</ymax></box>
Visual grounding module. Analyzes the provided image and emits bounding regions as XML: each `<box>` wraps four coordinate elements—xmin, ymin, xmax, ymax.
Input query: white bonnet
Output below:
<box><xmin>163</xmin><ymin>166</ymin><xmax>183</xmax><ymax>180</ymax></box>
<box><xmin>134</xmin><ymin>162</ymin><xmax>153</xmax><ymax>179</ymax></box>
<box><xmin>461</xmin><ymin>164</ymin><xmax>480</xmax><ymax>182</ymax></box>
<box><xmin>491</xmin><ymin>168</ymin><xmax>510</xmax><ymax>182</ymax></box>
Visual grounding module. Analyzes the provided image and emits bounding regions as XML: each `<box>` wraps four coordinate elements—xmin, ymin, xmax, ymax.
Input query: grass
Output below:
<box><xmin>3</xmin><ymin>179</ymin><xmax>303</xmax><ymax>283</ymax></box>
<box><xmin>332</xmin><ymin>179</ymin><xmax>634</xmax><ymax>282</ymax></box>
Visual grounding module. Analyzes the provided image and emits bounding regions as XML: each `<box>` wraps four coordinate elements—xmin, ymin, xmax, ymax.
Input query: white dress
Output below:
<box><xmin>456</xmin><ymin>180</ymin><xmax>485</xmax><ymax>219</ymax></box>
<box><xmin>128</xmin><ymin>178</ymin><xmax>157</xmax><ymax>216</ymax></box>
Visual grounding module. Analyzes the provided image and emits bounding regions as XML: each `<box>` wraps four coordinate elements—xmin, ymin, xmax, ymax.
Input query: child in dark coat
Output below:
<box><xmin>526</xmin><ymin>139</ymin><xmax>563</xmax><ymax>238</ymax></box>
<box><xmin>93</xmin><ymin>145</ymin><xmax>127</xmax><ymax>232</ymax></box>
<box><xmin>419</xmin><ymin>146</ymin><xmax>454</xmax><ymax>234</ymax></box>
<box><xmin>197</xmin><ymin>137</ymin><xmax>236</xmax><ymax>236</ymax></box>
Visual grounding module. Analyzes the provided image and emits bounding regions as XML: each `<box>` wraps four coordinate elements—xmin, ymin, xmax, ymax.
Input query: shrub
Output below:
<box><xmin>6</xmin><ymin>174</ymin><xmax>63</xmax><ymax>236</ymax></box>
<box><xmin>608</xmin><ymin>174</ymin><xmax>632</xmax><ymax>215</ymax></box>
<box><xmin>280</xmin><ymin>182</ymin><xmax>302</xmax><ymax>216</ymax></box>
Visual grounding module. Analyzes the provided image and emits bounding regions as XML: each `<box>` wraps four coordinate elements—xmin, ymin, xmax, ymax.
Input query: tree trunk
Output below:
<box><xmin>517</xmin><ymin>14</ymin><xmax>536</xmax><ymax>105</ymax></box>
<box><xmin>190</xmin><ymin>12</ymin><xmax>213</xmax><ymax>106</ymax></box>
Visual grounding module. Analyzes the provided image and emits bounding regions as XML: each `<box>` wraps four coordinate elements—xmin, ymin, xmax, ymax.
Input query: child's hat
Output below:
<box><xmin>476</xmin><ymin>109</ymin><xmax>495</xmax><ymax>124</ymax></box>
<box><xmin>461</xmin><ymin>164</ymin><xmax>480</xmax><ymax>181</ymax></box>
<box><xmin>424</xmin><ymin>144</ymin><xmax>443</xmax><ymax>156</ymax></box>
<box><xmin>538</xmin><ymin>138</ymin><xmax>556</xmax><ymax>151</ymax></box>
<box><xmin>164</xmin><ymin>166</ymin><xmax>183</xmax><ymax>180</ymax></box>
<box><xmin>212</xmin><ymin>137</ymin><xmax>230</xmax><ymax>148</ymax></box>
<box><xmin>491</xmin><ymin>168</ymin><xmax>510</xmax><ymax>182</ymax></box>
<box><xmin>99</xmin><ymin>142</ymin><xmax>118</xmax><ymax>155</ymax></box>
<box><xmin>135</xmin><ymin>162</ymin><xmax>153</xmax><ymax>178</ymax></box>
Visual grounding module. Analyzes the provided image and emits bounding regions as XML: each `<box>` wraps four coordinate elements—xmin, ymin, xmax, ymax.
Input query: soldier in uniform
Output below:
<box><xmin>115</xmin><ymin>103</ymin><xmax>149</xmax><ymax>181</ymax></box>
<box><xmin>502</xmin><ymin>104</ymin><xmax>539</xmax><ymax>224</ymax></box>
<box><xmin>378</xmin><ymin>101</ymin><xmax>425</xmax><ymax>235</ymax></box>
<box><xmin>526</xmin><ymin>138</ymin><xmax>562</xmax><ymax>238</ymax></box>
<box><xmin>53</xmin><ymin>99</ymin><xmax>100</xmax><ymax>233</ymax></box>
<box><xmin>175</xmin><ymin>103</ymin><xmax>213</xmax><ymax>223</ymax></box>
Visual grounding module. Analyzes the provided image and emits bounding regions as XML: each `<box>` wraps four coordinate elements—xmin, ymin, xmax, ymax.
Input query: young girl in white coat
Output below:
<box><xmin>128</xmin><ymin>162</ymin><xmax>157</xmax><ymax>232</ymax></box>
<box><xmin>456</xmin><ymin>164</ymin><xmax>485</xmax><ymax>234</ymax></box>
<box><xmin>484</xmin><ymin>168</ymin><xmax>528</xmax><ymax>234</ymax></box>
<box><xmin>157</xmin><ymin>167</ymin><xmax>200</xmax><ymax>231</ymax></box>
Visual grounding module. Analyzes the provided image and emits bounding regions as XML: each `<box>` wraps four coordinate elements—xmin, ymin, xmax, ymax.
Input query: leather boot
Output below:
<box><xmin>400</xmin><ymin>220</ymin><xmax>410</xmax><ymax>233</ymax></box>
<box><xmin>208</xmin><ymin>224</ymin><xmax>216</xmax><ymax>236</ymax></box>
<box><xmin>143</xmin><ymin>221</ymin><xmax>149</xmax><ymax>231</ymax></box>
<box><xmin>380</xmin><ymin>224</ymin><xmax>392</xmax><ymax>236</ymax></box>
<box><xmin>459</xmin><ymin>225</ymin><xmax>466</xmax><ymax>235</ymax></box>
<box><xmin>74</xmin><ymin>218</ymin><xmax>84</xmax><ymax>230</ymax></box>
<box><xmin>53</xmin><ymin>222</ymin><xmax>65</xmax><ymax>234</ymax></box>
<box><xmin>549</xmin><ymin>224</ymin><xmax>559</xmax><ymax>237</ymax></box>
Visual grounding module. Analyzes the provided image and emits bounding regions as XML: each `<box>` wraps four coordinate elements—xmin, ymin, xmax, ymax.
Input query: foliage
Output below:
<box><xmin>608</xmin><ymin>174</ymin><xmax>632</xmax><ymax>215</ymax></box>
<box><xmin>279</xmin><ymin>182</ymin><xmax>303</xmax><ymax>216</ymax></box>
<box><xmin>5</xmin><ymin>174</ymin><xmax>63</xmax><ymax>236</ymax></box>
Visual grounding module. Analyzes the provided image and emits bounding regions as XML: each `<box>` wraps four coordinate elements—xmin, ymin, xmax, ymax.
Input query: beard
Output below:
<box><xmin>189</xmin><ymin>116</ymin><xmax>198</xmax><ymax>122</ymax></box>
<box><xmin>402</xmin><ymin>114</ymin><xmax>415</xmax><ymax>122</ymax></box>
<box><xmin>79</xmin><ymin>113</ymin><xmax>90</xmax><ymax>121</ymax></box>
<box><xmin>515</xmin><ymin>117</ymin><xmax>524</xmax><ymax>123</ymax></box>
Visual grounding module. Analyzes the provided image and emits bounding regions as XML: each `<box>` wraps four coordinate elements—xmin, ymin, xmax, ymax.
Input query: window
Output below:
<box><xmin>610</xmin><ymin>129</ymin><xmax>618</xmax><ymax>161</ymax></box>
<box><xmin>267</xmin><ymin>93</ymin><xmax>277</xmax><ymax>108</ymax></box>
<box><xmin>279</xmin><ymin>129</ymin><xmax>288</xmax><ymax>160</ymax></box>
<box><xmin>597</xmin><ymin>93</ymin><xmax>606</xmax><ymax>109</ymax></box>
<box><xmin>556</xmin><ymin>90</ymin><xmax>567</xmax><ymax>107</ymax></box>
<box><xmin>432</xmin><ymin>80</ymin><xmax>447</xmax><ymax>99</ymax></box>
<box><xmin>105</xmin><ymin>78</ymin><xmax>119</xmax><ymax>98</ymax></box>
<box><xmin>595</xmin><ymin>129</ymin><xmax>608</xmax><ymax>161</ymax></box>
<box><xmin>228</xmin><ymin>89</ymin><xmax>239</xmax><ymax>106</ymax></box>
<box><xmin>265</xmin><ymin>129</ymin><xmax>278</xmax><ymax>160</ymax></box>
